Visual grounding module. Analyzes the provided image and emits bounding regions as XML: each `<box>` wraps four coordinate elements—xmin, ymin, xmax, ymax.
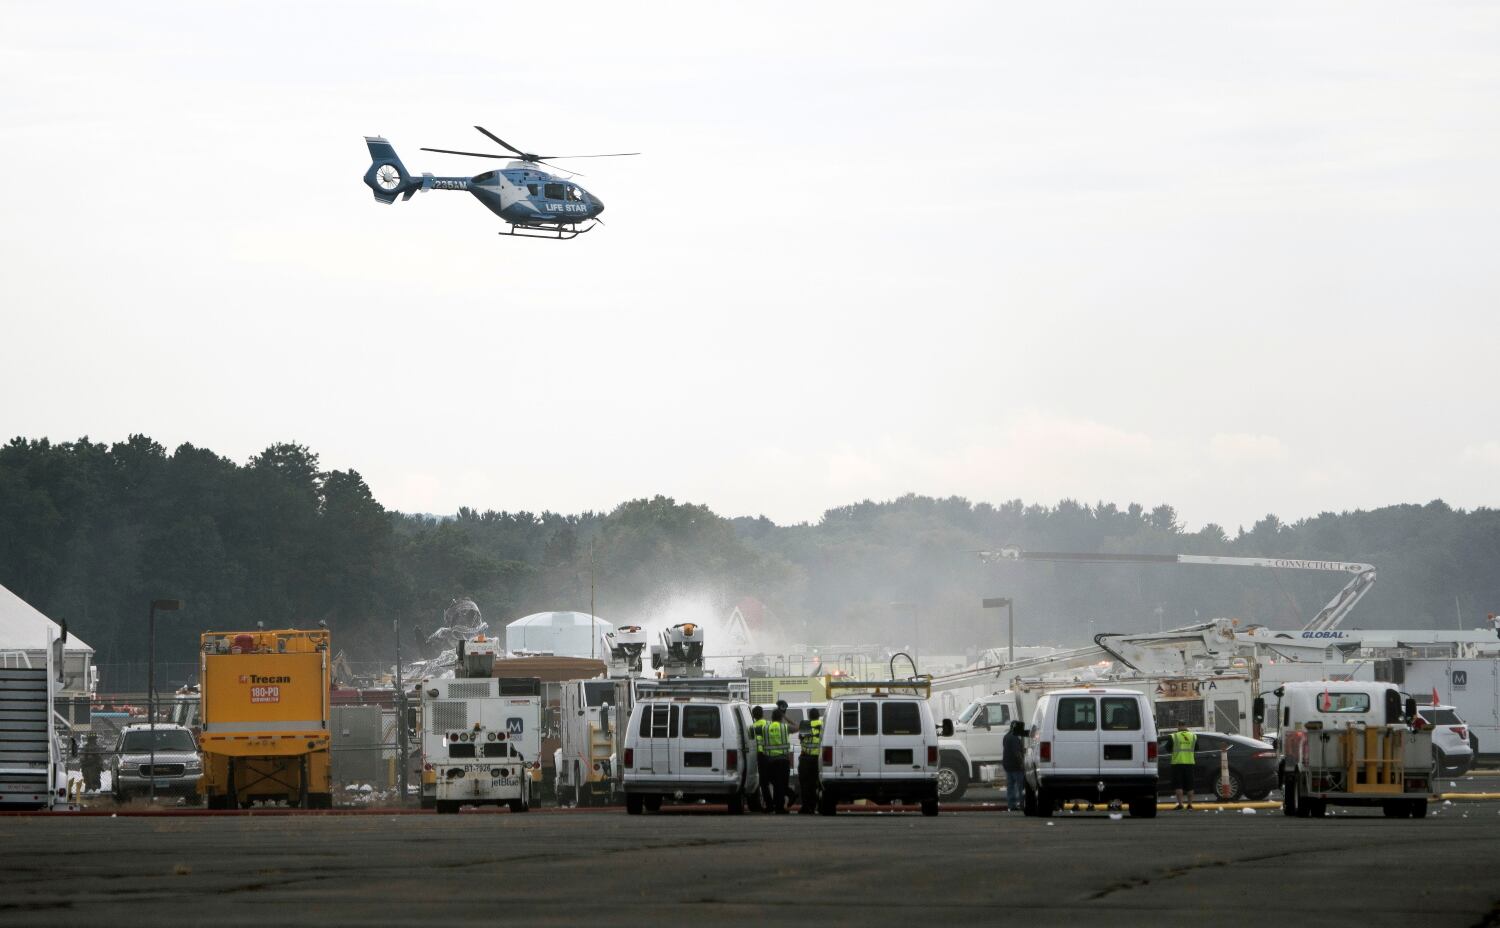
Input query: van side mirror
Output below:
<box><xmin>1252</xmin><ymin>697</ymin><xmax>1265</xmax><ymax>724</ymax></box>
<box><xmin>1404</xmin><ymin>696</ymin><xmax>1417</xmax><ymax>725</ymax></box>
<box><xmin>941</xmin><ymin>719</ymin><xmax>955</xmax><ymax>738</ymax></box>
<box><xmin>601</xmin><ymin>704</ymin><xmax>611</xmax><ymax>736</ymax></box>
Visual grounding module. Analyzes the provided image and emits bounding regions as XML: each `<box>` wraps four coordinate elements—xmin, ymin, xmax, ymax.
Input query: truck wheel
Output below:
<box><xmin>936</xmin><ymin>754</ymin><xmax>969</xmax><ymax>802</ymax></box>
<box><xmin>507</xmin><ymin>799</ymin><xmax>528</xmax><ymax>813</ymax></box>
<box><xmin>1382</xmin><ymin>802</ymin><xmax>1403</xmax><ymax>817</ymax></box>
<box><xmin>436</xmin><ymin>800</ymin><xmax>459</xmax><ymax>815</ymax></box>
<box><xmin>1281</xmin><ymin>776</ymin><xmax>1299</xmax><ymax>817</ymax></box>
<box><xmin>1306</xmin><ymin>799</ymin><xmax>1326</xmax><ymax>818</ymax></box>
<box><xmin>1037</xmin><ymin>789</ymin><xmax>1054</xmax><ymax>818</ymax></box>
<box><xmin>643</xmin><ymin>795</ymin><xmax>662</xmax><ymax>812</ymax></box>
<box><xmin>920</xmin><ymin>799</ymin><xmax>939</xmax><ymax>817</ymax></box>
<box><xmin>1022</xmin><ymin>784</ymin><xmax>1038</xmax><ymax>817</ymax></box>
<box><xmin>625</xmin><ymin>793</ymin><xmax>644</xmax><ymax>815</ymax></box>
<box><xmin>818</xmin><ymin>792</ymin><xmax>837</xmax><ymax>816</ymax></box>
<box><xmin>727</xmin><ymin>791</ymin><xmax>745</xmax><ymax>815</ymax></box>
<box><xmin>1128</xmin><ymin>795</ymin><xmax>1157</xmax><ymax>818</ymax></box>
<box><xmin>1410</xmin><ymin>798</ymin><xmax>1429</xmax><ymax>819</ymax></box>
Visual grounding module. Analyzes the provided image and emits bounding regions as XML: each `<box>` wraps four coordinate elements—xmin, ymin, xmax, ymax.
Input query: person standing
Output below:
<box><xmin>751</xmin><ymin>706</ymin><xmax>770</xmax><ymax>812</ymax></box>
<box><xmin>1001</xmin><ymin>720</ymin><xmax>1026</xmax><ymax>812</ymax></box>
<box><xmin>797</xmin><ymin>708</ymin><xmax>823</xmax><ymax>814</ymax></box>
<box><xmin>764</xmin><ymin>707</ymin><xmax>793</xmax><ymax>813</ymax></box>
<box><xmin>1170</xmin><ymin>723</ymin><xmax>1198</xmax><ymax>810</ymax></box>
<box><xmin>81</xmin><ymin>733</ymin><xmax>103</xmax><ymax>793</ymax></box>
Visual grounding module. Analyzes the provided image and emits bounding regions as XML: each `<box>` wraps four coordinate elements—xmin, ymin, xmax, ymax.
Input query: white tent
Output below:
<box><xmin>0</xmin><ymin>583</ymin><xmax>93</xmax><ymax>653</ymax></box>
<box><xmin>505</xmin><ymin>611</ymin><xmax>612</xmax><ymax>659</ymax></box>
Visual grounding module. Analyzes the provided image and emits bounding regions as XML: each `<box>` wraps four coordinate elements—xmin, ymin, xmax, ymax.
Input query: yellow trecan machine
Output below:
<box><xmin>198</xmin><ymin>629</ymin><xmax>332</xmax><ymax>809</ymax></box>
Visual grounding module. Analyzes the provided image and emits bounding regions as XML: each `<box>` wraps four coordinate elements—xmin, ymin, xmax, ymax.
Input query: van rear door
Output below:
<box><xmin>879</xmin><ymin>700</ymin><xmax>926</xmax><ymax>780</ymax></box>
<box><xmin>1098</xmin><ymin>695</ymin><xmax>1145</xmax><ymax>775</ymax></box>
<box><xmin>638</xmin><ymin>703</ymin><xmax>676</xmax><ymax>775</ymax></box>
<box><xmin>835</xmin><ymin>700</ymin><xmax>879</xmax><ymax>775</ymax></box>
<box><xmin>678</xmin><ymin>703</ymin><xmax>724</xmax><ymax>774</ymax></box>
<box><xmin>1052</xmin><ymin>695</ymin><xmax>1099</xmax><ymax>776</ymax></box>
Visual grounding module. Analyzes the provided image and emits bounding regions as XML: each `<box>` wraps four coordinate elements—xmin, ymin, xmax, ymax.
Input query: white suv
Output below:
<box><xmin>817</xmin><ymin>691</ymin><xmax>952</xmax><ymax>816</ymax></box>
<box><xmin>621</xmin><ymin>697</ymin><xmax>758</xmax><ymax>814</ymax></box>
<box><xmin>1417</xmin><ymin>704</ymin><xmax>1474</xmax><ymax>776</ymax></box>
<box><xmin>1023</xmin><ymin>688</ymin><xmax>1158</xmax><ymax>818</ymax></box>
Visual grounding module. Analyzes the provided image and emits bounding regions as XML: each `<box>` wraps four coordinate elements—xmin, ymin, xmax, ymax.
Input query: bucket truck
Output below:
<box><xmin>552</xmin><ymin>626</ymin><xmax>646</xmax><ymax>807</ymax></box>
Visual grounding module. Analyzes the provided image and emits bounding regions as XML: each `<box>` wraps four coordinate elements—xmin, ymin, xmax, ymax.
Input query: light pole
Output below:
<box><xmin>148</xmin><ymin>598</ymin><xmax>183</xmax><ymax>803</ymax></box>
<box><xmin>394</xmin><ymin>618</ymin><xmax>409</xmax><ymax>805</ymax></box>
<box><xmin>982</xmin><ymin>597</ymin><xmax>1015</xmax><ymax>664</ymax></box>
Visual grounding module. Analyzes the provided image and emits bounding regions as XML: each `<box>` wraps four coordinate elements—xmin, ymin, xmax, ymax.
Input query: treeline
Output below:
<box><xmin>2</xmin><ymin>436</ymin><xmax>1498</xmax><ymax>672</ymax></box>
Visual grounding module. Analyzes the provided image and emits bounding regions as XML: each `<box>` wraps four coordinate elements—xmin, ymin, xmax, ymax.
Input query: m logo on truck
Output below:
<box><xmin>506</xmin><ymin>718</ymin><xmax>524</xmax><ymax>736</ymax></box>
<box><xmin>1453</xmin><ymin>670</ymin><xmax>1468</xmax><ymax>688</ymax></box>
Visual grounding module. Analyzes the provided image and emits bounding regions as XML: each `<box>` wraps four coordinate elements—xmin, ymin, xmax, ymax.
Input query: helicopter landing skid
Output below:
<box><xmin>502</xmin><ymin>221</ymin><xmax>596</xmax><ymax>240</ymax></box>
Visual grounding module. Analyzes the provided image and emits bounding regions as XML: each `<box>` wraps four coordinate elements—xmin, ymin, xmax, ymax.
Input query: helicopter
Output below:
<box><xmin>361</xmin><ymin>126</ymin><xmax>637</xmax><ymax>240</ymax></box>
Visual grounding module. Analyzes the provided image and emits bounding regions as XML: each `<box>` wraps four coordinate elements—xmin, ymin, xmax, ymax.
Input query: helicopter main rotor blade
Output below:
<box><xmin>474</xmin><ymin>126</ymin><xmax>526</xmax><ymax>157</ymax></box>
<box><xmin>420</xmin><ymin>147</ymin><xmax>510</xmax><ymax>159</ymax></box>
<box><xmin>535</xmin><ymin>160</ymin><xmax>585</xmax><ymax>177</ymax></box>
<box><xmin>534</xmin><ymin>152</ymin><xmax>641</xmax><ymax>160</ymax></box>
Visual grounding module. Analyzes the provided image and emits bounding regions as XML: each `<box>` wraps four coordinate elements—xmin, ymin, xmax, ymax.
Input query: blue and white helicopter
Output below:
<box><xmin>362</xmin><ymin>126</ymin><xmax>637</xmax><ymax>239</ymax></box>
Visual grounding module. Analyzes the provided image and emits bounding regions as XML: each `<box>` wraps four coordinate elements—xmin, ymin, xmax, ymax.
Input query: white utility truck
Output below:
<box><xmin>1274</xmin><ymin>681</ymin><xmax>1434</xmax><ymax>819</ymax></box>
<box><xmin>421</xmin><ymin>636</ymin><xmax>541</xmax><ymax>814</ymax></box>
<box><xmin>553</xmin><ymin>677</ymin><xmax>629</xmax><ymax>807</ymax></box>
<box><xmin>553</xmin><ymin>625</ymin><xmax>647</xmax><ymax>807</ymax></box>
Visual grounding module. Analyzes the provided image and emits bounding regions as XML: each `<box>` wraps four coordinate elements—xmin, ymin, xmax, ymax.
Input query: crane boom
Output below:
<box><xmin>979</xmin><ymin>547</ymin><xmax>1376</xmax><ymax>632</ymax></box>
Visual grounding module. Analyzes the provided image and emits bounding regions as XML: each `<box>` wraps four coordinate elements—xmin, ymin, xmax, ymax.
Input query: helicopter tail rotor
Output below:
<box><xmin>362</xmin><ymin>136</ymin><xmax>414</xmax><ymax>204</ymax></box>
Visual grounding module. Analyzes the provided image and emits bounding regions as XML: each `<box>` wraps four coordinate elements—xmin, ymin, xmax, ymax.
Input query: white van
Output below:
<box><xmin>817</xmin><ymin>687</ymin><xmax>952</xmax><ymax>816</ymax></box>
<box><xmin>1023</xmin><ymin>687</ymin><xmax>1159</xmax><ymax>818</ymax></box>
<box><xmin>621</xmin><ymin>697</ymin><xmax>759</xmax><ymax>814</ymax></box>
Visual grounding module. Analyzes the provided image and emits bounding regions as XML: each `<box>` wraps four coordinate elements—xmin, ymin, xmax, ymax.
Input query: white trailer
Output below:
<box><xmin>1400</xmin><ymin>658</ymin><xmax>1496</xmax><ymax>760</ymax></box>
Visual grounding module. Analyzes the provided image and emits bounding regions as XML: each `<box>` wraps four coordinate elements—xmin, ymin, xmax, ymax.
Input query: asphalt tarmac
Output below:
<box><xmin>2</xmin><ymin>799</ymin><xmax>1497</xmax><ymax>928</ymax></box>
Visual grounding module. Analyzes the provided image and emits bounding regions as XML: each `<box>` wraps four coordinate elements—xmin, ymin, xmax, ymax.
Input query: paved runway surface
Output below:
<box><xmin>3</xmin><ymin>803</ymin><xmax>1497</xmax><ymax>927</ymax></box>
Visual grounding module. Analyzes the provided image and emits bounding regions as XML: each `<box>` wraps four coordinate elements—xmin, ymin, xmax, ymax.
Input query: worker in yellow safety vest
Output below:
<box><xmin>763</xmin><ymin>707</ymin><xmax>793</xmax><ymax>813</ymax></box>
<box><xmin>797</xmin><ymin>708</ymin><xmax>823</xmax><ymax>815</ymax></box>
<box><xmin>1170</xmin><ymin>724</ymin><xmax>1198</xmax><ymax>810</ymax></box>
<box><xmin>751</xmin><ymin>706</ymin><xmax>771</xmax><ymax>812</ymax></box>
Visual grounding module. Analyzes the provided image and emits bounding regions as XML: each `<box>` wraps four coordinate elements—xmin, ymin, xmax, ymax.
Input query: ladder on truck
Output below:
<box><xmin>825</xmin><ymin>677</ymin><xmax>933</xmax><ymax>699</ymax></box>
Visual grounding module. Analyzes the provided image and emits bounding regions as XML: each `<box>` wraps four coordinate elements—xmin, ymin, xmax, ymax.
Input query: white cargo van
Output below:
<box><xmin>817</xmin><ymin>680</ymin><xmax>953</xmax><ymax>816</ymax></box>
<box><xmin>1023</xmin><ymin>687</ymin><xmax>1159</xmax><ymax>818</ymax></box>
<box><xmin>621</xmin><ymin>696</ymin><xmax>758</xmax><ymax>814</ymax></box>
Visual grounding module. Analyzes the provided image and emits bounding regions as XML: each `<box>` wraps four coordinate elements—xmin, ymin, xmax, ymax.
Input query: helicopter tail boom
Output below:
<box><xmin>362</xmin><ymin>136</ymin><xmax>415</xmax><ymax>204</ymax></box>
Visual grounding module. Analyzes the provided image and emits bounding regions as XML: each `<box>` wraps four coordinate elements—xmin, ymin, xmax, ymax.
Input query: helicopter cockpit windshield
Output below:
<box><xmin>566</xmin><ymin>185</ymin><xmax>585</xmax><ymax>202</ymax></box>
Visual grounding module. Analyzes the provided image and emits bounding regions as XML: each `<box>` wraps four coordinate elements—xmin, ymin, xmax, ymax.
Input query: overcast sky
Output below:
<box><xmin>3</xmin><ymin>2</ymin><xmax>1497</xmax><ymax>531</ymax></box>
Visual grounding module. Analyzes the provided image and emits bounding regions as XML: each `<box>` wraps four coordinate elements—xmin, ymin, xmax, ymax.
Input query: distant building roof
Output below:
<box><xmin>504</xmin><ymin>611</ymin><xmax>613</xmax><ymax>660</ymax></box>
